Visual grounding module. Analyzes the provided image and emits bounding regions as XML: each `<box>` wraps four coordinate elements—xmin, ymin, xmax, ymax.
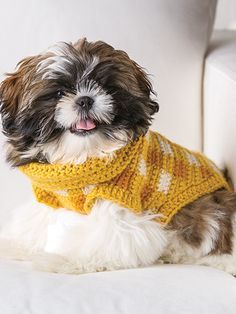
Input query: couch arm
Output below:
<box><xmin>203</xmin><ymin>30</ymin><xmax>236</xmax><ymax>189</ymax></box>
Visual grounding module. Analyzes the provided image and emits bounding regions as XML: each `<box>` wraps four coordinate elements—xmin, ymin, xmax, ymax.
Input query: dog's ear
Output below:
<box><xmin>131</xmin><ymin>60</ymin><xmax>159</xmax><ymax>115</ymax></box>
<box><xmin>0</xmin><ymin>71</ymin><xmax>23</xmax><ymax>134</ymax></box>
<box><xmin>0</xmin><ymin>56</ymin><xmax>37</xmax><ymax>133</ymax></box>
<box><xmin>0</xmin><ymin>72</ymin><xmax>22</xmax><ymax>117</ymax></box>
<box><xmin>148</xmin><ymin>99</ymin><xmax>159</xmax><ymax>115</ymax></box>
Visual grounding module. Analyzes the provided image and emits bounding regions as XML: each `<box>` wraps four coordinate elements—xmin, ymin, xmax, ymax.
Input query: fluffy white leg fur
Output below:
<box><xmin>0</xmin><ymin>199</ymin><xmax>51</xmax><ymax>260</ymax></box>
<box><xmin>0</xmin><ymin>199</ymin><xmax>168</xmax><ymax>274</ymax></box>
<box><xmin>1</xmin><ymin>200</ymin><xmax>235</xmax><ymax>275</ymax></box>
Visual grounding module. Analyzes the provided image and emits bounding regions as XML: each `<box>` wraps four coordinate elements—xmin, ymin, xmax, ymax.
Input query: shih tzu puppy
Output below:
<box><xmin>0</xmin><ymin>38</ymin><xmax>236</xmax><ymax>275</ymax></box>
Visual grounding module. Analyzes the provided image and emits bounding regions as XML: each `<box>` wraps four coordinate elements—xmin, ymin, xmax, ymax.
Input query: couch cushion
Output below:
<box><xmin>204</xmin><ymin>30</ymin><xmax>236</xmax><ymax>188</ymax></box>
<box><xmin>0</xmin><ymin>261</ymin><xmax>236</xmax><ymax>314</ymax></box>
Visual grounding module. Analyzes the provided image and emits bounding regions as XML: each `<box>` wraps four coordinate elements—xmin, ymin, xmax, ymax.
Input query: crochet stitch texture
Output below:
<box><xmin>19</xmin><ymin>131</ymin><xmax>230</xmax><ymax>224</ymax></box>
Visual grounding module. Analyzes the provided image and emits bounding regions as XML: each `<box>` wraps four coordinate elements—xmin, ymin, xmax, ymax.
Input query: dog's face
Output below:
<box><xmin>0</xmin><ymin>39</ymin><xmax>158</xmax><ymax>166</ymax></box>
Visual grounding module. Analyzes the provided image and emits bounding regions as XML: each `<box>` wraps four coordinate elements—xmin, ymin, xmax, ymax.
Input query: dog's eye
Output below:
<box><xmin>37</xmin><ymin>90</ymin><xmax>66</xmax><ymax>102</ymax></box>
<box><xmin>56</xmin><ymin>90</ymin><xmax>65</xmax><ymax>98</ymax></box>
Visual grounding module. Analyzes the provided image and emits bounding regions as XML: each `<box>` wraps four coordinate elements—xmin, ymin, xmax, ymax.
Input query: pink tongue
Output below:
<box><xmin>76</xmin><ymin>119</ymin><xmax>96</xmax><ymax>130</ymax></box>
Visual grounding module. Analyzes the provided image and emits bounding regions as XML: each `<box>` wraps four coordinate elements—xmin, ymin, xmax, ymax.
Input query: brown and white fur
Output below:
<box><xmin>0</xmin><ymin>39</ymin><xmax>236</xmax><ymax>275</ymax></box>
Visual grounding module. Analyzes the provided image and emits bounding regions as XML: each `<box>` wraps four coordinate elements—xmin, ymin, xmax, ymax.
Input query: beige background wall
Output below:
<box><xmin>215</xmin><ymin>0</ymin><xmax>236</xmax><ymax>29</ymax></box>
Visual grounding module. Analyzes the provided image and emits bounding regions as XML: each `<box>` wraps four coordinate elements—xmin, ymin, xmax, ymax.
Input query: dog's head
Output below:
<box><xmin>0</xmin><ymin>38</ymin><xmax>158</xmax><ymax>166</ymax></box>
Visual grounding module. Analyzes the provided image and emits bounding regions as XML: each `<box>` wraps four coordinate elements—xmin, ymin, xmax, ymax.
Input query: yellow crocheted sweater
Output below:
<box><xmin>19</xmin><ymin>131</ymin><xmax>230</xmax><ymax>224</ymax></box>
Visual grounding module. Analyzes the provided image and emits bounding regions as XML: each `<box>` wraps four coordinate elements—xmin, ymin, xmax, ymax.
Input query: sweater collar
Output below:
<box><xmin>19</xmin><ymin>134</ymin><xmax>145</xmax><ymax>190</ymax></box>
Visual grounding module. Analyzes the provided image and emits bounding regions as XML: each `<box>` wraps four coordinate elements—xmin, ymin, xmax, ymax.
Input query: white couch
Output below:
<box><xmin>204</xmin><ymin>30</ymin><xmax>236</xmax><ymax>188</ymax></box>
<box><xmin>0</xmin><ymin>1</ymin><xmax>236</xmax><ymax>313</ymax></box>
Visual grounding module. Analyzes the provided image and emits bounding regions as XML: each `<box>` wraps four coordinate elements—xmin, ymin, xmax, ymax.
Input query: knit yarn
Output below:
<box><xmin>19</xmin><ymin>131</ymin><xmax>230</xmax><ymax>224</ymax></box>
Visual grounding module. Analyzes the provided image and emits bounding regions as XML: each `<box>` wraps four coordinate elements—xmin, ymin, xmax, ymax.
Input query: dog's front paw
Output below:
<box><xmin>32</xmin><ymin>252</ymin><xmax>85</xmax><ymax>274</ymax></box>
<box><xmin>32</xmin><ymin>252</ymin><xmax>111</xmax><ymax>274</ymax></box>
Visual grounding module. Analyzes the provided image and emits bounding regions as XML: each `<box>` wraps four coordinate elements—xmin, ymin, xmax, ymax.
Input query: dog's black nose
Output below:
<box><xmin>76</xmin><ymin>96</ymin><xmax>94</xmax><ymax>110</ymax></box>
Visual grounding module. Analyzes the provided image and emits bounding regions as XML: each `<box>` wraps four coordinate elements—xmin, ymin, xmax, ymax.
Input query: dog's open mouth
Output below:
<box><xmin>70</xmin><ymin>118</ymin><xmax>97</xmax><ymax>135</ymax></box>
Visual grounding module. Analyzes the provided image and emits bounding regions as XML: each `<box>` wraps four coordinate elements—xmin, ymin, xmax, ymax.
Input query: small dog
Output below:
<box><xmin>0</xmin><ymin>38</ymin><xmax>236</xmax><ymax>275</ymax></box>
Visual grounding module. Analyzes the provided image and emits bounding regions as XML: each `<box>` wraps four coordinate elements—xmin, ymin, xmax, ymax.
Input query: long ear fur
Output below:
<box><xmin>0</xmin><ymin>56</ymin><xmax>37</xmax><ymax>133</ymax></box>
<box><xmin>0</xmin><ymin>72</ymin><xmax>22</xmax><ymax>134</ymax></box>
<box><xmin>130</xmin><ymin>60</ymin><xmax>159</xmax><ymax>115</ymax></box>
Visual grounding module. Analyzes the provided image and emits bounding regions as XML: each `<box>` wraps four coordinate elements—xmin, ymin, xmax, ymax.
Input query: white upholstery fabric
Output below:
<box><xmin>204</xmin><ymin>30</ymin><xmax>236</xmax><ymax>188</ymax></box>
<box><xmin>0</xmin><ymin>261</ymin><xmax>236</xmax><ymax>314</ymax></box>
